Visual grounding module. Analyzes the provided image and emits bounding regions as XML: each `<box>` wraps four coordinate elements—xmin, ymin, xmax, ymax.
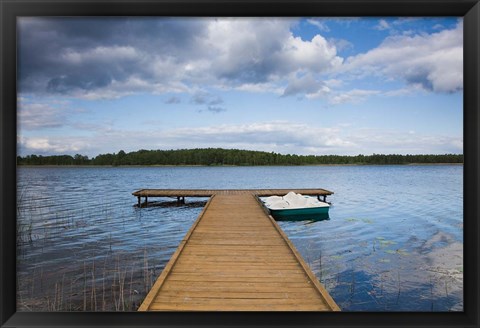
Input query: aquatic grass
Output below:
<box><xmin>395</xmin><ymin>249</ymin><xmax>410</xmax><ymax>256</ymax></box>
<box><xmin>16</xmin><ymin>220</ymin><xmax>33</xmax><ymax>244</ymax></box>
<box><xmin>16</xmin><ymin>184</ymin><xmax>186</xmax><ymax>312</ymax></box>
<box><xmin>83</xmin><ymin>261</ymin><xmax>87</xmax><ymax>311</ymax></box>
<box><xmin>16</xmin><ymin>199</ymin><xmax>172</xmax><ymax>312</ymax></box>
<box><xmin>345</xmin><ymin>218</ymin><xmax>359</xmax><ymax>222</ymax></box>
<box><xmin>19</xmin><ymin>248</ymin><xmax>158</xmax><ymax>311</ymax></box>
<box><xmin>90</xmin><ymin>257</ymin><xmax>97</xmax><ymax>311</ymax></box>
<box><xmin>129</xmin><ymin>267</ymin><xmax>134</xmax><ymax>311</ymax></box>
<box><xmin>303</xmin><ymin>241</ymin><xmax>315</xmax><ymax>270</ymax></box>
<box><xmin>102</xmin><ymin>256</ymin><xmax>107</xmax><ymax>311</ymax></box>
<box><xmin>383</xmin><ymin>248</ymin><xmax>410</xmax><ymax>256</ymax></box>
<box><xmin>318</xmin><ymin>250</ymin><xmax>323</xmax><ymax>283</ymax></box>
<box><xmin>143</xmin><ymin>248</ymin><xmax>149</xmax><ymax>291</ymax></box>
<box><xmin>378</xmin><ymin>240</ymin><xmax>396</xmax><ymax>246</ymax></box>
<box><xmin>344</xmin><ymin>217</ymin><xmax>374</xmax><ymax>224</ymax></box>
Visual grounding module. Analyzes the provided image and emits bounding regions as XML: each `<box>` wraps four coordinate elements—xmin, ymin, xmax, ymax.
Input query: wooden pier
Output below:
<box><xmin>133</xmin><ymin>188</ymin><xmax>333</xmax><ymax>207</ymax></box>
<box><xmin>135</xmin><ymin>189</ymin><xmax>339</xmax><ymax>311</ymax></box>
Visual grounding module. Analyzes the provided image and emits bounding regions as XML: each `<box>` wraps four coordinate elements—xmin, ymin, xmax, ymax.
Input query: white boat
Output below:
<box><xmin>262</xmin><ymin>192</ymin><xmax>330</xmax><ymax>220</ymax></box>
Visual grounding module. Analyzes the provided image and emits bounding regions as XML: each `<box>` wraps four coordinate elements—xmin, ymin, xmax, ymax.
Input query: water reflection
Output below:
<box><xmin>280</xmin><ymin>214</ymin><xmax>463</xmax><ymax>311</ymax></box>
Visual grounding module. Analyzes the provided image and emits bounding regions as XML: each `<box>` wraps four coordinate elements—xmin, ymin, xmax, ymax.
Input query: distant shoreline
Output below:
<box><xmin>16</xmin><ymin>149</ymin><xmax>464</xmax><ymax>166</ymax></box>
<box><xmin>17</xmin><ymin>163</ymin><xmax>464</xmax><ymax>168</ymax></box>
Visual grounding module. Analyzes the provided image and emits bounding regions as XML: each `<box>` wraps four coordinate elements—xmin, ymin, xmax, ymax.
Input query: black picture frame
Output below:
<box><xmin>1</xmin><ymin>0</ymin><xmax>478</xmax><ymax>327</ymax></box>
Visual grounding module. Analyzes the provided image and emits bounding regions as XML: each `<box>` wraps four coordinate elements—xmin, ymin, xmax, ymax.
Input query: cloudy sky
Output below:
<box><xmin>17</xmin><ymin>17</ymin><xmax>463</xmax><ymax>157</ymax></box>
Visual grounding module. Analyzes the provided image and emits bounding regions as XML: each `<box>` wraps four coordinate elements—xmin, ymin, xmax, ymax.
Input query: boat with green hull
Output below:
<box><xmin>262</xmin><ymin>191</ymin><xmax>330</xmax><ymax>221</ymax></box>
<box><xmin>268</xmin><ymin>206</ymin><xmax>330</xmax><ymax>221</ymax></box>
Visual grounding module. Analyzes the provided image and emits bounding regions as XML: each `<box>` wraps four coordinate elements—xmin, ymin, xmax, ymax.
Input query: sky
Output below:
<box><xmin>17</xmin><ymin>17</ymin><xmax>463</xmax><ymax>158</ymax></box>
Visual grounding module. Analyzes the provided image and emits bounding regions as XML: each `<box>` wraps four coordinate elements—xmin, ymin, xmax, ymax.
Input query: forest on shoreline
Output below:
<box><xmin>17</xmin><ymin>148</ymin><xmax>464</xmax><ymax>166</ymax></box>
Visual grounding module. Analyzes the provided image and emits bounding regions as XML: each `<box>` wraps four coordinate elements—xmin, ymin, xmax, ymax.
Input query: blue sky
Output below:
<box><xmin>17</xmin><ymin>17</ymin><xmax>463</xmax><ymax>157</ymax></box>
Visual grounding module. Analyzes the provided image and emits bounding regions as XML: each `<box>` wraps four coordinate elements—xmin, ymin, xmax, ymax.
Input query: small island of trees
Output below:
<box><xmin>17</xmin><ymin>148</ymin><xmax>464</xmax><ymax>166</ymax></box>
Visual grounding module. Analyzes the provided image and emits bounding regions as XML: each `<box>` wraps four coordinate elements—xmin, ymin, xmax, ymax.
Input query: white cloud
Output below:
<box><xmin>19</xmin><ymin>18</ymin><xmax>344</xmax><ymax>100</ymax></box>
<box><xmin>190</xmin><ymin>91</ymin><xmax>226</xmax><ymax>112</ymax></box>
<box><xmin>374</xmin><ymin>18</ymin><xmax>424</xmax><ymax>33</ymax></box>
<box><xmin>206</xmin><ymin>18</ymin><xmax>342</xmax><ymax>86</ymax></box>
<box><xmin>282</xmin><ymin>73</ymin><xmax>328</xmax><ymax>97</ymax></box>
<box><xmin>205</xmin><ymin>106</ymin><xmax>226</xmax><ymax>113</ymax></box>
<box><xmin>328</xmin><ymin>38</ymin><xmax>354</xmax><ymax>52</ymax></box>
<box><xmin>348</xmin><ymin>128</ymin><xmax>463</xmax><ymax>154</ymax></box>
<box><xmin>151</xmin><ymin>121</ymin><xmax>356</xmax><ymax>154</ymax></box>
<box><xmin>17</xmin><ymin>121</ymin><xmax>463</xmax><ymax>157</ymax></box>
<box><xmin>324</xmin><ymin>79</ymin><xmax>343</xmax><ymax>88</ymax></box>
<box><xmin>65</xmin><ymin>77</ymin><xmax>191</xmax><ymax>100</ymax></box>
<box><xmin>283</xmin><ymin>34</ymin><xmax>343</xmax><ymax>73</ymax></box>
<box><xmin>381</xmin><ymin>85</ymin><xmax>424</xmax><ymax>97</ymax></box>
<box><xmin>329</xmin><ymin>89</ymin><xmax>381</xmax><ymax>104</ymax></box>
<box><xmin>343</xmin><ymin>21</ymin><xmax>463</xmax><ymax>93</ymax></box>
<box><xmin>191</xmin><ymin>92</ymin><xmax>223</xmax><ymax>105</ymax></box>
<box><xmin>61</xmin><ymin>46</ymin><xmax>139</xmax><ymax>64</ymax></box>
<box><xmin>18</xmin><ymin>101</ymin><xmax>67</xmax><ymax>130</ymax></box>
<box><xmin>374</xmin><ymin>19</ymin><xmax>391</xmax><ymax>31</ymax></box>
<box><xmin>18</xmin><ymin>136</ymin><xmax>91</xmax><ymax>154</ymax></box>
<box><xmin>18</xmin><ymin>121</ymin><xmax>354</xmax><ymax>156</ymax></box>
<box><xmin>306</xmin><ymin>19</ymin><xmax>330</xmax><ymax>32</ymax></box>
<box><xmin>19</xmin><ymin>17</ymin><xmax>463</xmax><ymax>102</ymax></box>
<box><xmin>233</xmin><ymin>82</ymin><xmax>284</xmax><ymax>94</ymax></box>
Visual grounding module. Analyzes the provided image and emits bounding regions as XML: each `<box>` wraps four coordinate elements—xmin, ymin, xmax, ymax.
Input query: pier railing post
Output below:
<box><xmin>177</xmin><ymin>196</ymin><xmax>185</xmax><ymax>204</ymax></box>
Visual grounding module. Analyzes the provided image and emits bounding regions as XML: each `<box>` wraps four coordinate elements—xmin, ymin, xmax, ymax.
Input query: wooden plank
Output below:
<box><xmin>148</xmin><ymin>303</ymin><xmax>328</xmax><ymax>312</ymax></box>
<box><xmin>175</xmin><ymin>258</ymin><xmax>298</xmax><ymax>265</ymax></box>
<box><xmin>174</xmin><ymin>263</ymin><xmax>301</xmax><ymax>269</ymax></box>
<box><xmin>165</xmin><ymin>274</ymin><xmax>315</xmax><ymax>283</ymax></box>
<box><xmin>155</xmin><ymin>290</ymin><xmax>321</xmax><ymax>299</ymax></box>
<box><xmin>166</xmin><ymin>269</ymin><xmax>305</xmax><ymax>279</ymax></box>
<box><xmin>179</xmin><ymin>246</ymin><xmax>287</xmax><ymax>252</ymax></box>
<box><xmin>189</xmin><ymin>234</ymin><xmax>283</xmax><ymax>239</ymax></box>
<box><xmin>170</xmin><ymin>268</ymin><xmax>306</xmax><ymax>276</ymax></box>
<box><xmin>161</xmin><ymin>281</ymin><xmax>317</xmax><ymax>291</ymax></box>
<box><xmin>152</xmin><ymin>295</ymin><xmax>327</xmax><ymax>309</ymax></box>
<box><xmin>151</xmin><ymin>297</ymin><xmax>330</xmax><ymax>306</ymax></box>
<box><xmin>172</xmin><ymin>260</ymin><xmax>303</xmax><ymax>269</ymax></box>
<box><xmin>150</xmin><ymin>298</ymin><xmax>330</xmax><ymax>310</ymax></box>
<box><xmin>180</xmin><ymin>248</ymin><xmax>293</xmax><ymax>255</ymax></box>
<box><xmin>186</xmin><ymin>239</ymin><xmax>287</xmax><ymax>246</ymax></box>
<box><xmin>175</xmin><ymin>259</ymin><xmax>300</xmax><ymax>266</ymax></box>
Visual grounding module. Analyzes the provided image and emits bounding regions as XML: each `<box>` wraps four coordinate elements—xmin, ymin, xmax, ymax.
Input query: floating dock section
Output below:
<box><xmin>133</xmin><ymin>188</ymin><xmax>332</xmax><ymax>207</ymax></box>
<box><xmin>134</xmin><ymin>189</ymin><xmax>339</xmax><ymax>311</ymax></box>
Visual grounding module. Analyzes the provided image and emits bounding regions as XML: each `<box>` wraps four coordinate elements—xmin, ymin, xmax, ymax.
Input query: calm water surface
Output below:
<box><xmin>16</xmin><ymin>165</ymin><xmax>463</xmax><ymax>311</ymax></box>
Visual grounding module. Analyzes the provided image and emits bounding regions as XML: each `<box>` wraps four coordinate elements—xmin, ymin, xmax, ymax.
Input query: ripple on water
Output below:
<box><xmin>16</xmin><ymin>165</ymin><xmax>462</xmax><ymax>311</ymax></box>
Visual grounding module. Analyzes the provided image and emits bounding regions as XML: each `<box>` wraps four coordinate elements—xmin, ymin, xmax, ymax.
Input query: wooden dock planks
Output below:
<box><xmin>138</xmin><ymin>191</ymin><xmax>340</xmax><ymax>311</ymax></box>
<box><xmin>133</xmin><ymin>188</ymin><xmax>333</xmax><ymax>198</ymax></box>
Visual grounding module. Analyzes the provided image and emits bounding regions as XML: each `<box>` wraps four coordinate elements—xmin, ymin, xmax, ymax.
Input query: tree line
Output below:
<box><xmin>17</xmin><ymin>148</ymin><xmax>464</xmax><ymax>166</ymax></box>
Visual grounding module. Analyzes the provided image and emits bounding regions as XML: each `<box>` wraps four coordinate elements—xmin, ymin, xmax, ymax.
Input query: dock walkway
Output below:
<box><xmin>137</xmin><ymin>189</ymin><xmax>339</xmax><ymax>311</ymax></box>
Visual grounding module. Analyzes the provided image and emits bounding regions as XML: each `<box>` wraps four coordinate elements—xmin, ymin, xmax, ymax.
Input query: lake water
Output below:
<box><xmin>16</xmin><ymin>165</ymin><xmax>463</xmax><ymax>311</ymax></box>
